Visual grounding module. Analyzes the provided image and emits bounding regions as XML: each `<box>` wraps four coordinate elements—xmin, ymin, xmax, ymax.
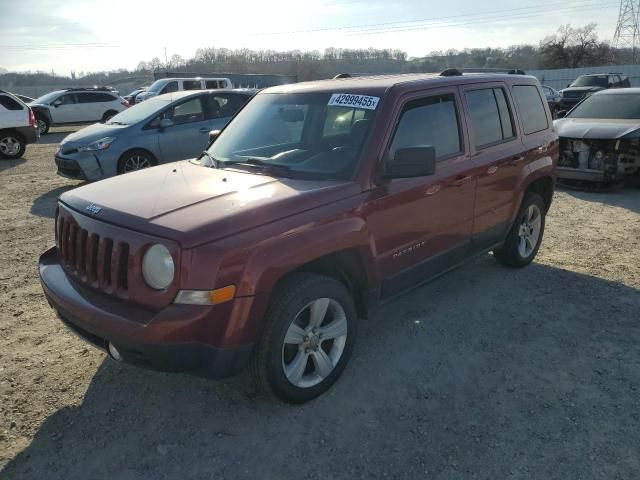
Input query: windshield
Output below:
<box><xmin>32</xmin><ymin>91</ymin><xmax>63</xmax><ymax>105</ymax></box>
<box><xmin>147</xmin><ymin>80</ymin><xmax>167</xmax><ymax>93</ymax></box>
<box><xmin>106</xmin><ymin>96</ymin><xmax>172</xmax><ymax>125</ymax></box>
<box><xmin>567</xmin><ymin>94</ymin><xmax>640</xmax><ymax>119</ymax></box>
<box><xmin>203</xmin><ymin>92</ymin><xmax>379</xmax><ymax>180</ymax></box>
<box><xmin>571</xmin><ymin>76</ymin><xmax>608</xmax><ymax>88</ymax></box>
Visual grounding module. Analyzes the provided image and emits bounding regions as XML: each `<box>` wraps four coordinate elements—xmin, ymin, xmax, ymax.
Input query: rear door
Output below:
<box><xmin>75</xmin><ymin>92</ymin><xmax>103</xmax><ymax>121</ymax></box>
<box><xmin>157</xmin><ymin>95</ymin><xmax>210</xmax><ymax>161</ymax></box>
<box><xmin>460</xmin><ymin>82</ymin><xmax>523</xmax><ymax>248</ymax></box>
<box><xmin>366</xmin><ymin>89</ymin><xmax>476</xmax><ymax>297</ymax></box>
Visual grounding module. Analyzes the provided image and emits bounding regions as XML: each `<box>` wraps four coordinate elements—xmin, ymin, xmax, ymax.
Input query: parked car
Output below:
<box><xmin>559</xmin><ymin>73</ymin><xmax>630</xmax><ymax>111</ymax></box>
<box><xmin>30</xmin><ymin>87</ymin><xmax>129</xmax><ymax>135</ymax></box>
<box><xmin>15</xmin><ymin>94</ymin><xmax>34</xmax><ymax>104</ymax></box>
<box><xmin>39</xmin><ymin>72</ymin><xmax>557</xmax><ymax>403</ymax></box>
<box><xmin>123</xmin><ymin>88</ymin><xmax>147</xmax><ymax>106</ymax></box>
<box><xmin>542</xmin><ymin>85</ymin><xmax>561</xmax><ymax>117</ymax></box>
<box><xmin>136</xmin><ymin>77</ymin><xmax>233</xmax><ymax>102</ymax></box>
<box><xmin>555</xmin><ymin>88</ymin><xmax>640</xmax><ymax>186</ymax></box>
<box><xmin>0</xmin><ymin>89</ymin><xmax>38</xmax><ymax>159</ymax></box>
<box><xmin>54</xmin><ymin>89</ymin><xmax>254</xmax><ymax>181</ymax></box>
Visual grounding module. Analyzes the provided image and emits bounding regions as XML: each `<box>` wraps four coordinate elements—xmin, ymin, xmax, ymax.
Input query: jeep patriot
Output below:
<box><xmin>39</xmin><ymin>71</ymin><xmax>558</xmax><ymax>403</ymax></box>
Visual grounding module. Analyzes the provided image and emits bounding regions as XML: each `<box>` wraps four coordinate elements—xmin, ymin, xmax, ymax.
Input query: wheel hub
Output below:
<box><xmin>304</xmin><ymin>331</ymin><xmax>321</xmax><ymax>351</ymax></box>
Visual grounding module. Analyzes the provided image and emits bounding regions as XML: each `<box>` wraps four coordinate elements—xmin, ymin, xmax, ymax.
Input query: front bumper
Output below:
<box><xmin>54</xmin><ymin>149</ymin><xmax>119</xmax><ymax>181</ymax></box>
<box><xmin>557</xmin><ymin>167</ymin><xmax>610</xmax><ymax>182</ymax></box>
<box><xmin>39</xmin><ymin>247</ymin><xmax>255</xmax><ymax>378</ymax></box>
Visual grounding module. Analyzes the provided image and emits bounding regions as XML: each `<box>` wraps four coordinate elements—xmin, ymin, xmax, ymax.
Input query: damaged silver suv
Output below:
<box><xmin>555</xmin><ymin>88</ymin><xmax>640</xmax><ymax>186</ymax></box>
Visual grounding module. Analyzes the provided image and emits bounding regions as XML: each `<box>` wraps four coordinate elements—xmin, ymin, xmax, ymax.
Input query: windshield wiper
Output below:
<box><xmin>107</xmin><ymin>121</ymin><xmax>127</xmax><ymax>125</ymax></box>
<box><xmin>199</xmin><ymin>150</ymin><xmax>220</xmax><ymax>169</ymax></box>
<box><xmin>221</xmin><ymin>157</ymin><xmax>291</xmax><ymax>171</ymax></box>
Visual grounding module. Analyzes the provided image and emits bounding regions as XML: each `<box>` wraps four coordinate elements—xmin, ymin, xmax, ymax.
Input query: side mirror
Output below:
<box><xmin>208</xmin><ymin>129</ymin><xmax>221</xmax><ymax>143</ymax></box>
<box><xmin>387</xmin><ymin>146</ymin><xmax>436</xmax><ymax>178</ymax></box>
<box><xmin>159</xmin><ymin>118</ymin><xmax>174</xmax><ymax>130</ymax></box>
<box><xmin>52</xmin><ymin>100</ymin><xmax>62</xmax><ymax>107</ymax></box>
<box><xmin>556</xmin><ymin>110</ymin><xmax>567</xmax><ymax>119</ymax></box>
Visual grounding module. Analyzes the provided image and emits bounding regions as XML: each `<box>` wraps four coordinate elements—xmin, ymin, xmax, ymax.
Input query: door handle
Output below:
<box><xmin>510</xmin><ymin>155</ymin><xmax>526</xmax><ymax>165</ymax></box>
<box><xmin>451</xmin><ymin>174</ymin><xmax>474</xmax><ymax>186</ymax></box>
<box><xmin>537</xmin><ymin>141</ymin><xmax>550</xmax><ymax>153</ymax></box>
<box><xmin>199</xmin><ymin>127</ymin><xmax>209</xmax><ymax>133</ymax></box>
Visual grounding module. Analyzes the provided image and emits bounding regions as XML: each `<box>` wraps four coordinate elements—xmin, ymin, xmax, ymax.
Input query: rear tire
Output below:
<box><xmin>250</xmin><ymin>273</ymin><xmax>357</xmax><ymax>403</ymax></box>
<box><xmin>0</xmin><ymin>131</ymin><xmax>26</xmax><ymax>159</ymax></box>
<box><xmin>493</xmin><ymin>193</ymin><xmax>546</xmax><ymax>268</ymax></box>
<box><xmin>117</xmin><ymin>149</ymin><xmax>157</xmax><ymax>174</ymax></box>
<box><xmin>35</xmin><ymin>115</ymin><xmax>50</xmax><ymax>135</ymax></box>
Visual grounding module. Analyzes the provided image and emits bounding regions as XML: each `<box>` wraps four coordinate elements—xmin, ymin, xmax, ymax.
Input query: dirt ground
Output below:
<box><xmin>1</xmin><ymin>129</ymin><xmax>639</xmax><ymax>480</ymax></box>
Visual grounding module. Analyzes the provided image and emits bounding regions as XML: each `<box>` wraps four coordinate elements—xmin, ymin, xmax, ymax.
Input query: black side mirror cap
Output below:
<box><xmin>387</xmin><ymin>146</ymin><xmax>436</xmax><ymax>178</ymax></box>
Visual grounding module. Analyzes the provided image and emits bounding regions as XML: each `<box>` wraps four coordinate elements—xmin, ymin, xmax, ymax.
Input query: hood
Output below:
<box><xmin>61</xmin><ymin>122</ymin><xmax>129</xmax><ymax>147</ymax></box>
<box><xmin>561</xmin><ymin>86</ymin><xmax>603</xmax><ymax>95</ymax></box>
<box><xmin>554</xmin><ymin>117</ymin><xmax>640</xmax><ymax>139</ymax></box>
<box><xmin>59</xmin><ymin>161</ymin><xmax>359</xmax><ymax>248</ymax></box>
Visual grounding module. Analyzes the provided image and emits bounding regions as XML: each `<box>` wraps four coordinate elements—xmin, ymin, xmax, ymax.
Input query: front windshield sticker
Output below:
<box><xmin>328</xmin><ymin>93</ymin><xmax>380</xmax><ymax>110</ymax></box>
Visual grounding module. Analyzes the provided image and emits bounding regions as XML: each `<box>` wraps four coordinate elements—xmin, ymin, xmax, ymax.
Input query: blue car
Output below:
<box><xmin>54</xmin><ymin>89</ymin><xmax>255</xmax><ymax>181</ymax></box>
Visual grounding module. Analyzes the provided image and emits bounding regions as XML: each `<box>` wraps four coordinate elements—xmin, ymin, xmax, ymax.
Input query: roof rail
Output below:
<box><xmin>333</xmin><ymin>73</ymin><xmax>351</xmax><ymax>79</ymax></box>
<box><xmin>440</xmin><ymin>68</ymin><xmax>526</xmax><ymax>77</ymax></box>
<box><xmin>63</xmin><ymin>86</ymin><xmax>116</xmax><ymax>92</ymax></box>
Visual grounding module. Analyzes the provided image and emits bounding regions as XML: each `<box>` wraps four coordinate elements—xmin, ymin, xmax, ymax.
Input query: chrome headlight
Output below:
<box><xmin>78</xmin><ymin>136</ymin><xmax>116</xmax><ymax>152</ymax></box>
<box><xmin>142</xmin><ymin>244</ymin><xmax>174</xmax><ymax>290</ymax></box>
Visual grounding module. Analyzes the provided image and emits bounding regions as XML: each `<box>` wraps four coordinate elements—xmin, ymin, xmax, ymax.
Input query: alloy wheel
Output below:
<box><xmin>36</xmin><ymin>119</ymin><xmax>47</xmax><ymax>135</ymax></box>
<box><xmin>0</xmin><ymin>136</ymin><xmax>21</xmax><ymax>157</ymax></box>
<box><xmin>281</xmin><ymin>298</ymin><xmax>348</xmax><ymax>388</ymax></box>
<box><xmin>123</xmin><ymin>155</ymin><xmax>152</xmax><ymax>172</ymax></box>
<box><xmin>517</xmin><ymin>204</ymin><xmax>542</xmax><ymax>258</ymax></box>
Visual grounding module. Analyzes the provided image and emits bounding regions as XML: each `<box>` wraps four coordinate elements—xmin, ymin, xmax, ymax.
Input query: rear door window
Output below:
<box><xmin>389</xmin><ymin>93</ymin><xmax>462</xmax><ymax>160</ymax></box>
<box><xmin>465</xmin><ymin>87</ymin><xmax>515</xmax><ymax>148</ymax></box>
<box><xmin>0</xmin><ymin>95</ymin><xmax>24</xmax><ymax>110</ymax></box>
<box><xmin>183</xmin><ymin>80</ymin><xmax>201</xmax><ymax>90</ymax></box>
<box><xmin>512</xmin><ymin>85</ymin><xmax>549</xmax><ymax>135</ymax></box>
<box><xmin>205</xmin><ymin>80</ymin><xmax>220</xmax><ymax>89</ymax></box>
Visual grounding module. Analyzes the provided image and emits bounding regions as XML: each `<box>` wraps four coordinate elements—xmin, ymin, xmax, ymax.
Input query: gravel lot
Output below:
<box><xmin>1</xmin><ymin>129</ymin><xmax>639</xmax><ymax>479</ymax></box>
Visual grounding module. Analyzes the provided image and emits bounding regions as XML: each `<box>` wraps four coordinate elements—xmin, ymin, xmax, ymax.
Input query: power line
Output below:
<box><xmin>256</xmin><ymin>0</ymin><xmax>614</xmax><ymax>36</ymax></box>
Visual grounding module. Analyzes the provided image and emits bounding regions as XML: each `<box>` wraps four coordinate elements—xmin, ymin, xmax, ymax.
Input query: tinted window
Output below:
<box><xmin>95</xmin><ymin>92</ymin><xmax>116</xmax><ymax>102</ymax></box>
<box><xmin>160</xmin><ymin>81</ymin><xmax>178</xmax><ymax>94</ymax></box>
<box><xmin>205</xmin><ymin>80</ymin><xmax>220</xmax><ymax>89</ymax></box>
<box><xmin>512</xmin><ymin>85</ymin><xmax>548</xmax><ymax>134</ymax></box>
<box><xmin>466</xmin><ymin>88</ymin><xmax>515</xmax><ymax>147</ymax></box>
<box><xmin>0</xmin><ymin>95</ymin><xmax>24</xmax><ymax>110</ymax></box>
<box><xmin>183</xmin><ymin>80</ymin><xmax>201</xmax><ymax>90</ymax></box>
<box><xmin>75</xmin><ymin>93</ymin><xmax>105</xmax><ymax>103</ymax></box>
<box><xmin>209</xmin><ymin>94</ymin><xmax>248</xmax><ymax>118</ymax></box>
<box><xmin>571</xmin><ymin>76</ymin><xmax>608</xmax><ymax>88</ymax></box>
<box><xmin>567</xmin><ymin>93</ymin><xmax>640</xmax><ymax>119</ymax></box>
<box><xmin>390</xmin><ymin>94</ymin><xmax>461</xmax><ymax>159</ymax></box>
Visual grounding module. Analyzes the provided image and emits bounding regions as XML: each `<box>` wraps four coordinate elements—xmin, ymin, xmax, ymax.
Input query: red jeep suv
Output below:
<box><xmin>39</xmin><ymin>71</ymin><xmax>558</xmax><ymax>403</ymax></box>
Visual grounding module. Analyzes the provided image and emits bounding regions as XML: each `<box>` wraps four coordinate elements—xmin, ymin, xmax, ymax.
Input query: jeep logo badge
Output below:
<box><xmin>85</xmin><ymin>203</ymin><xmax>102</xmax><ymax>215</ymax></box>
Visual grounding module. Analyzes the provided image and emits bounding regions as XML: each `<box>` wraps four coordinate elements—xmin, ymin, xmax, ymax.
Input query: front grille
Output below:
<box><xmin>57</xmin><ymin>214</ymin><xmax>130</xmax><ymax>297</ymax></box>
<box><xmin>55</xmin><ymin>157</ymin><xmax>86</xmax><ymax>180</ymax></box>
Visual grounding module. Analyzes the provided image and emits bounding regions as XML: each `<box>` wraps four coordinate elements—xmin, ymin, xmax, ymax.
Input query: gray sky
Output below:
<box><xmin>0</xmin><ymin>0</ymin><xmax>620</xmax><ymax>74</ymax></box>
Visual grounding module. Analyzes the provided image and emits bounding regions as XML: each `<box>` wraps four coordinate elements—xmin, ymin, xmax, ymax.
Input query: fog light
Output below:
<box><xmin>108</xmin><ymin>343</ymin><xmax>122</xmax><ymax>361</ymax></box>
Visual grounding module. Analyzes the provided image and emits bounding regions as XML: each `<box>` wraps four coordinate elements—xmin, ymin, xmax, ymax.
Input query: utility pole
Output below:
<box><xmin>164</xmin><ymin>47</ymin><xmax>168</xmax><ymax>66</ymax></box>
<box><xmin>613</xmin><ymin>0</ymin><xmax>640</xmax><ymax>62</ymax></box>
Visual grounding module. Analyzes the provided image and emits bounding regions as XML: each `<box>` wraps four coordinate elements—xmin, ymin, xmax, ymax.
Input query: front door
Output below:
<box><xmin>365</xmin><ymin>89</ymin><xmax>477</xmax><ymax>298</ymax></box>
<box><xmin>157</xmin><ymin>96</ymin><xmax>211</xmax><ymax>161</ymax></box>
<box><xmin>51</xmin><ymin>93</ymin><xmax>82</xmax><ymax>123</ymax></box>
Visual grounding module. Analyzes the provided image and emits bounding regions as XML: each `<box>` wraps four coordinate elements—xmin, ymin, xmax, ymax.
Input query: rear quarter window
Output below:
<box><xmin>512</xmin><ymin>85</ymin><xmax>549</xmax><ymax>135</ymax></box>
<box><xmin>0</xmin><ymin>95</ymin><xmax>24</xmax><ymax>110</ymax></box>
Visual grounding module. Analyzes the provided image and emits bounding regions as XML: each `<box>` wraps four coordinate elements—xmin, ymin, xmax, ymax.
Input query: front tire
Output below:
<box><xmin>117</xmin><ymin>149</ymin><xmax>157</xmax><ymax>174</ymax></box>
<box><xmin>35</xmin><ymin>115</ymin><xmax>50</xmax><ymax>135</ymax></box>
<box><xmin>102</xmin><ymin>110</ymin><xmax>118</xmax><ymax>123</ymax></box>
<box><xmin>493</xmin><ymin>193</ymin><xmax>546</xmax><ymax>268</ymax></box>
<box><xmin>0</xmin><ymin>132</ymin><xmax>26</xmax><ymax>159</ymax></box>
<box><xmin>250</xmin><ymin>273</ymin><xmax>357</xmax><ymax>403</ymax></box>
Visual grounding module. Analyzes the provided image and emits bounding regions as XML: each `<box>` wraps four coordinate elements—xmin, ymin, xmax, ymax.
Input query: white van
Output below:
<box><xmin>136</xmin><ymin>77</ymin><xmax>233</xmax><ymax>102</ymax></box>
